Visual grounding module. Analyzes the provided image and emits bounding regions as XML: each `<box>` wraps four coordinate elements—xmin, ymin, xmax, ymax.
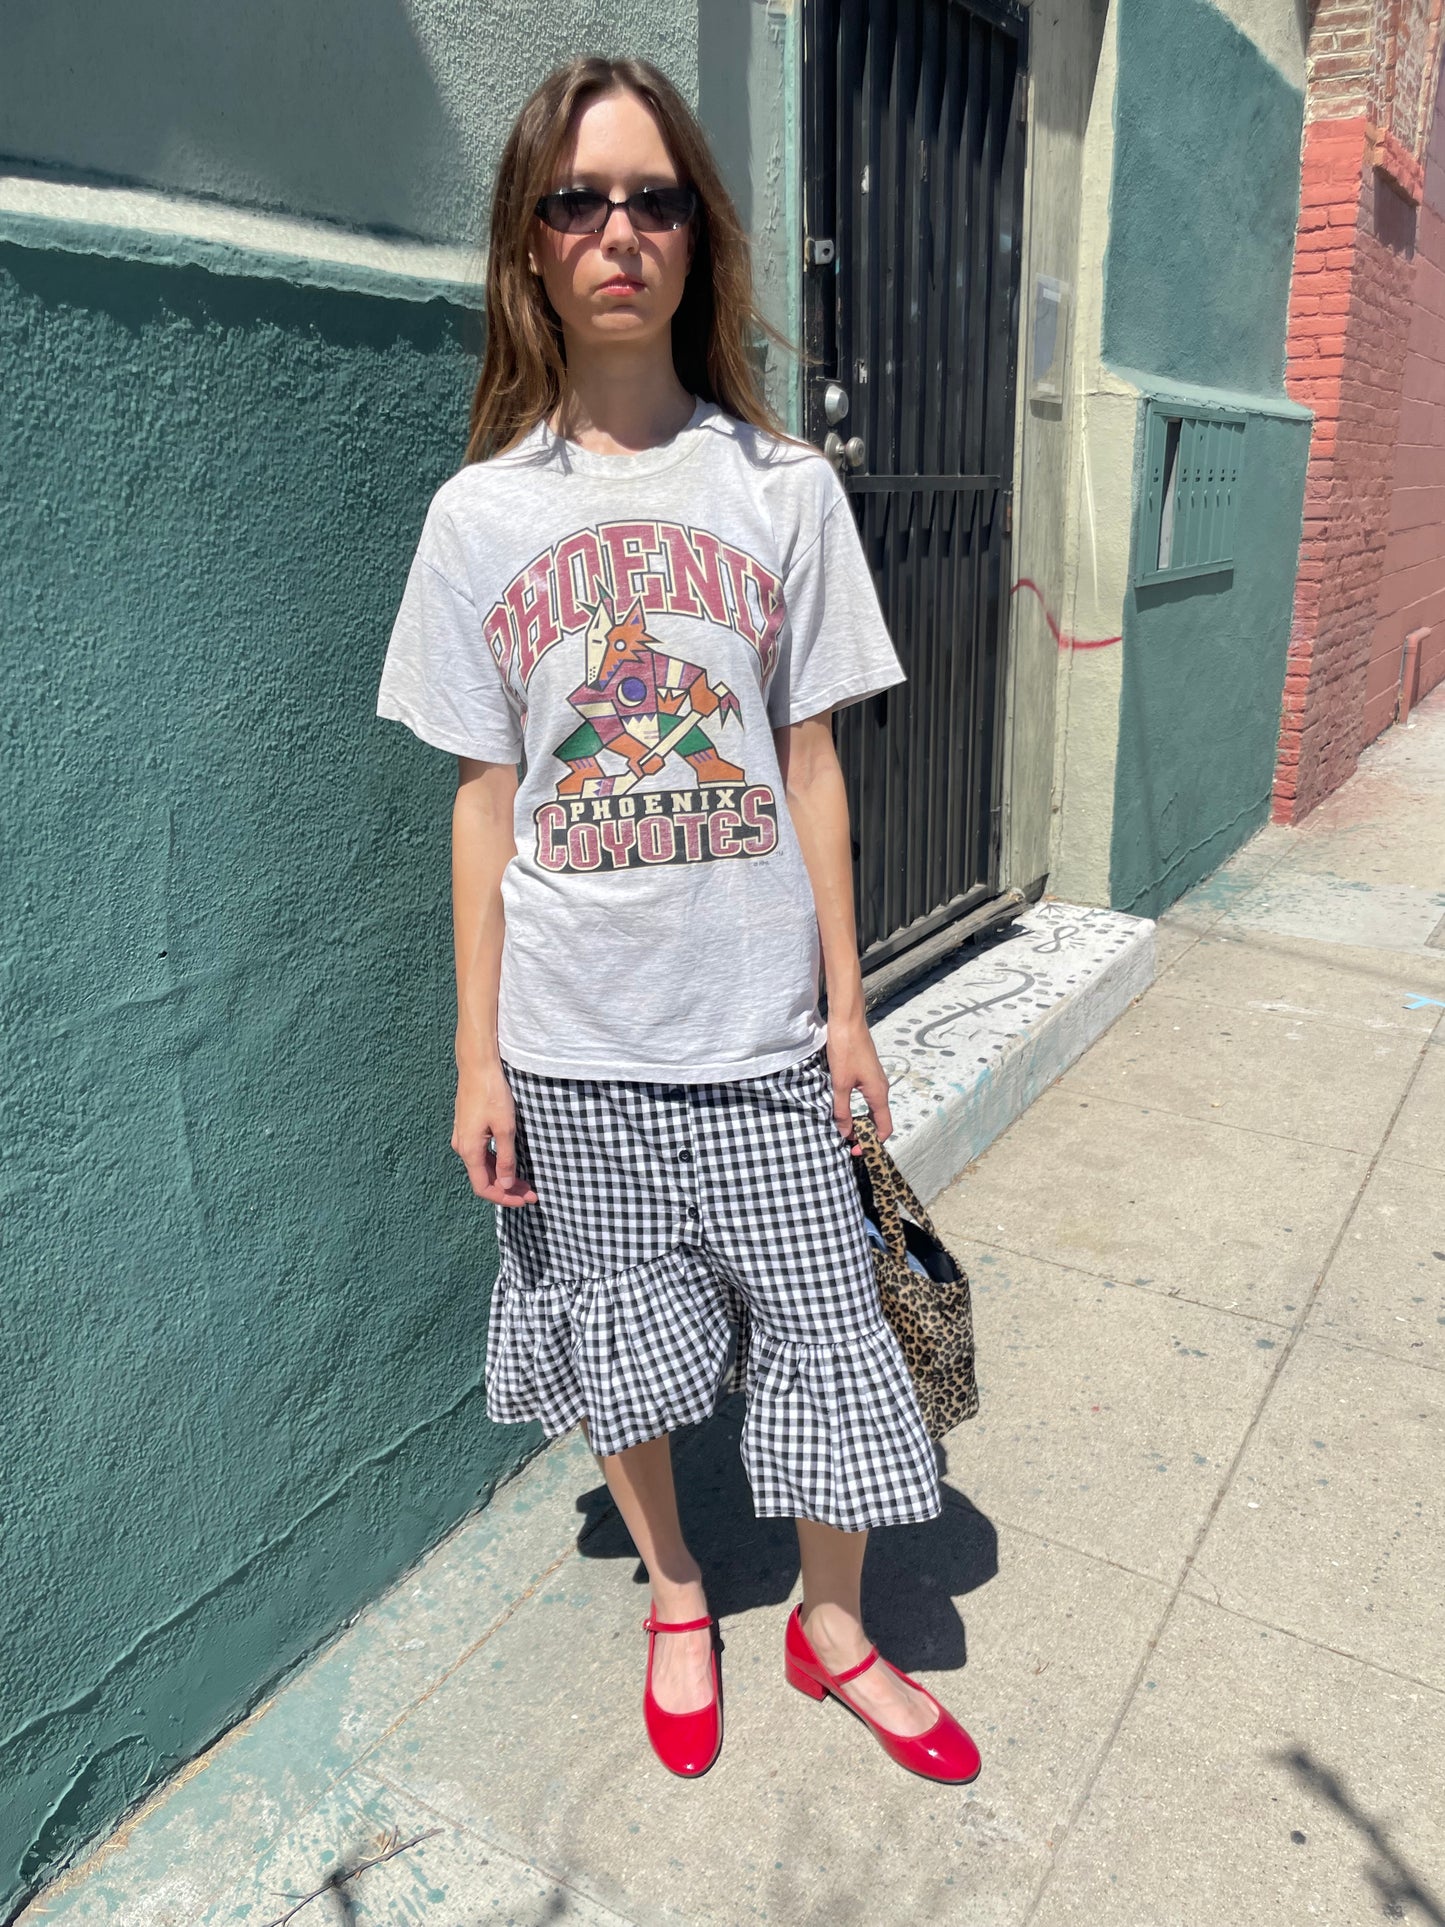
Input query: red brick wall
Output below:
<box><xmin>1306</xmin><ymin>0</ymin><xmax>1442</xmax><ymax>185</ymax></box>
<box><xmin>1306</xmin><ymin>0</ymin><xmax>1389</xmax><ymax>124</ymax></box>
<box><xmin>1367</xmin><ymin>67</ymin><xmax>1445</xmax><ymax>732</ymax></box>
<box><xmin>1277</xmin><ymin>118</ymin><xmax>1418</xmax><ymax>820</ymax></box>
<box><xmin>1273</xmin><ymin>0</ymin><xmax>1442</xmax><ymax>823</ymax></box>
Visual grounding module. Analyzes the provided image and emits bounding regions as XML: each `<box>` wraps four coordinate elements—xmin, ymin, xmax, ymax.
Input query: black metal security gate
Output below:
<box><xmin>801</xmin><ymin>0</ymin><xmax>1029</xmax><ymax>991</ymax></box>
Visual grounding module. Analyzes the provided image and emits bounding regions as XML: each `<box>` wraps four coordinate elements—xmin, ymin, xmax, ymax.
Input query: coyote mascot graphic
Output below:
<box><xmin>552</xmin><ymin>593</ymin><xmax>745</xmax><ymax>798</ymax></box>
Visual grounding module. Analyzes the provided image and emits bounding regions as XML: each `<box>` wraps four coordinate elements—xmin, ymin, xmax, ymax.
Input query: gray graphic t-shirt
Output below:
<box><xmin>376</xmin><ymin>395</ymin><xmax>905</xmax><ymax>1082</ymax></box>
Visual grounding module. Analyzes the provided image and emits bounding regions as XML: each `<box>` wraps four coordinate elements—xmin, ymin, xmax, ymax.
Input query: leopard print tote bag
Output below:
<box><xmin>849</xmin><ymin>1114</ymin><xmax>979</xmax><ymax>1439</ymax></box>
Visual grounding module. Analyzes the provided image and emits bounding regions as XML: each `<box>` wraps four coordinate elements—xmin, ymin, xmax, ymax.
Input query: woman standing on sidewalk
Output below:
<box><xmin>376</xmin><ymin>54</ymin><xmax>978</xmax><ymax>1786</ymax></box>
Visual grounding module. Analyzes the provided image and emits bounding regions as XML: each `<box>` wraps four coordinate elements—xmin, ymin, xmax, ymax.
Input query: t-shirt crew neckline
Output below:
<box><xmin>534</xmin><ymin>392</ymin><xmax>714</xmax><ymax>475</ymax></box>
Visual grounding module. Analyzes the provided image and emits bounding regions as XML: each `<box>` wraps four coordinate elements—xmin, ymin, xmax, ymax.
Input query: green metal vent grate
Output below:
<box><xmin>1136</xmin><ymin>402</ymin><xmax>1245</xmax><ymax>587</ymax></box>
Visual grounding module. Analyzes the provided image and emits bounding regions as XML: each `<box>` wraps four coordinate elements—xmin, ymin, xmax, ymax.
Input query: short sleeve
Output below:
<box><xmin>765</xmin><ymin>467</ymin><xmax>906</xmax><ymax>728</ymax></box>
<box><xmin>375</xmin><ymin>502</ymin><xmax>523</xmax><ymax>764</ymax></box>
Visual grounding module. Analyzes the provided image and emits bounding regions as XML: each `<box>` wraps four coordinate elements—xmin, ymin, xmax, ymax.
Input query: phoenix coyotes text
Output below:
<box><xmin>482</xmin><ymin>520</ymin><xmax>787</xmax><ymax>688</ymax></box>
<box><xmin>534</xmin><ymin>784</ymin><xmax>779</xmax><ymax>873</ymax></box>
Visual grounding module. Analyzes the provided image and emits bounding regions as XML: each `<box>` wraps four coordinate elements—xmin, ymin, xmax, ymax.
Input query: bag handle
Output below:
<box><xmin>850</xmin><ymin>1113</ymin><xmax>943</xmax><ymax>1252</ymax></box>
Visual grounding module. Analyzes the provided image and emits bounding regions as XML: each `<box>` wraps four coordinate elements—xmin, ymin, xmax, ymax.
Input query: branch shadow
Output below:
<box><xmin>571</xmin><ymin>1395</ymin><xmax>998</xmax><ymax>1675</ymax></box>
<box><xmin>1273</xmin><ymin>1745</ymin><xmax>1445</xmax><ymax>1925</ymax></box>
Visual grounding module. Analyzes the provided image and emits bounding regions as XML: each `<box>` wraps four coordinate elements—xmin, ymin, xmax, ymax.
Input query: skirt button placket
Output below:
<box><xmin>678</xmin><ymin>1086</ymin><xmax>701</xmax><ymax>1243</ymax></box>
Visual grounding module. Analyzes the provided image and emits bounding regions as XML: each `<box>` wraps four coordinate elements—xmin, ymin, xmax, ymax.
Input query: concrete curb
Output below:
<box><xmin>876</xmin><ymin>900</ymin><xmax>1157</xmax><ymax>1201</ymax></box>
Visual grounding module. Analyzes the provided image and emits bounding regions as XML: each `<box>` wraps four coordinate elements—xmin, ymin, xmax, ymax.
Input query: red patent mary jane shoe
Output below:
<box><xmin>641</xmin><ymin>1604</ymin><xmax>724</xmax><ymax>1778</ymax></box>
<box><xmin>784</xmin><ymin>1603</ymin><xmax>980</xmax><ymax>1784</ymax></box>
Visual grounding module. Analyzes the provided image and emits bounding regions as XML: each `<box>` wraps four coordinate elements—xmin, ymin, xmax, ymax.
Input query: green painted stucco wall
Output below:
<box><xmin>1108</xmin><ymin>397</ymin><xmax>1310</xmax><ymax>916</ymax></box>
<box><xmin>1104</xmin><ymin>0</ymin><xmax>1303</xmax><ymax>397</ymax></box>
<box><xmin>0</xmin><ymin>7</ymin><xmax>796</xmax><ymax>1906</ymax></box>
<box><xmin>1101</xmin><ymin>0</ymin><xmax>1311</xmax><ymax>914</ymax></box>
<box><xmin>0</xmin><ymin>244</ymin><xmax>533</xmax><ymax>1916</ymax></box>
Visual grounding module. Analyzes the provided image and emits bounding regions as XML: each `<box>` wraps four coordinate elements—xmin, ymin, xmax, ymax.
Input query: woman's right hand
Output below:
<box><xmin>453</xmin><ymin>1062</ymin><xmax>538</xmax><ymax>1206</ymax></box>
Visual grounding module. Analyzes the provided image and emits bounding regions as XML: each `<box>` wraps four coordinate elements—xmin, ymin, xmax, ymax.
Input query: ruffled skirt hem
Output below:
<box><xmin>484</xmin><ymin>1249</ymin><xmax>942</xmax><ymax>1530</ymax></box>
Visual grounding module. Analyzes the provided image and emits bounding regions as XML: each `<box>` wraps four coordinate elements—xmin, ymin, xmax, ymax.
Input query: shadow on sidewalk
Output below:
<box><xmin>569</xmin><ymin>1395</ymin><xmax>998</xmax><ymax>1676</ymax></box>
<box><xmin>1274</xmin><ymin>1746</ymin><xmax>1445</xmax><ymax>1924</ymax></box>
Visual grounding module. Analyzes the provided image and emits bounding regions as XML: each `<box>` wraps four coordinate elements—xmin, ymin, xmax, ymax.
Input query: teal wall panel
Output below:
<box><xmin>0</xmin><ymin>243</ymin><xmax>534</xmax><ymax>1915</ymax></box>
<box><xmin>1105</xmin><ymin>0</ymin><xmax>1304</xmax><ymax>397</ymax></box>
<box><xmin>1102</xmin><ymin>0</ymin><xmax>1310</xmax><ymax>914</ymax></box>
<box><xmin>1109</xmin><ymin>404</ymin><xmax>1310</xmax><ymax>917</ymax></box>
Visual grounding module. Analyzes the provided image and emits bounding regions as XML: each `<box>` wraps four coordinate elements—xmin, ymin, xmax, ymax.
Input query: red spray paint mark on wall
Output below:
<box><xmin>1012</xmin><ymin>578</ymin><xmax>1122</xmax><ymax>651</ymax></box>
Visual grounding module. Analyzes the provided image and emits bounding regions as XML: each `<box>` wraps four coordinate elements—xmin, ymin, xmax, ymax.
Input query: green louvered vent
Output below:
<box><xmin>1136</xmin><ymin>402</ymin><xmax>1246</xmax><ymax>587</ymax></box>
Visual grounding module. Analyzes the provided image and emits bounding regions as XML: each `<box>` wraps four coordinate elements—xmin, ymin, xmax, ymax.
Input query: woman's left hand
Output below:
<box><xmin>826</xmin><ymin>1012</ymin><xmax>893</xmax><ymax>1153</ymax></box>
<box><xmin>775</xmin><ymin>712</ymin><xmax>892</xmax><ymax>1156</ymax></box>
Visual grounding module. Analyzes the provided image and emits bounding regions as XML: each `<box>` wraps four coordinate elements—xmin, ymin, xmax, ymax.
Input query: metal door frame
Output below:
<box><xmin>799</xmin><ymin>0</ymin><xmax>1029</xmax><ymax>996</ymax></box>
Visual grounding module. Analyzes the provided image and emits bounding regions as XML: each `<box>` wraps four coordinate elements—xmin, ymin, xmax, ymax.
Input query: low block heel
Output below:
<box><xmin>782</xmin><ymin>1604</ymin><xmax>982</xmax><ymax>1783</ymax></box>
<box><xmin>785</xmin><ymin>1659</ymin><xmax>828</xmax><ymax>1701</ymax></box>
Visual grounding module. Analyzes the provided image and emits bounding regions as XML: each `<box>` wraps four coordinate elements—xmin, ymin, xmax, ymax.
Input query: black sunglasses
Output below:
<box><xmin>533</xmin><ymin>185</ymin><xmax>698</xmax><ymax>235</ymax></box>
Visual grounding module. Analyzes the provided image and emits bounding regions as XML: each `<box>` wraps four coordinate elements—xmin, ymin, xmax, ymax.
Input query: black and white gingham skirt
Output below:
<box><xmin>486</xmin><ymin>1048</ymin><xmax>941</xmax><ymax>1532</ymax></box>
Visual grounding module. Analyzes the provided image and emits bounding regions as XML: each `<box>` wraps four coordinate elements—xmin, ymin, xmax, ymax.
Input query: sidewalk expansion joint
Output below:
<box><xmin>1165</xmin><ymin>1593</ymin><xmax>1445</xmax><ymax>1700</ymax></box>
<box><xmin>1020</xmin><ymin>1002</ymin><xmax>1443</xmax><ymax>1925</ymax></box>
<box><xmin>1043</xmin><ymin>1079</ymin><xmax>1386</xmax><ymax>1158</ymax></box>
<box><xmin>958</xmin><ymin>1234</ymin><xmax>1296</xmax><ymax>1327</ymax></box>
<box><xmin>352</xmin><ymin>1765</ymin><xmax>646</xmax><ymax>1927</ymax></box>
<box><xmin>351</xmin><ymin>1538</ymin><xmax>587</xmax><ymax>1776</ymax></box>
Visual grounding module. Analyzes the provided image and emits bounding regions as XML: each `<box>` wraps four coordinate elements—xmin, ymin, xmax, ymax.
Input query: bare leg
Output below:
<box><xmin>796</xmin><ymin>1519</ymin><xmax>937</xmax><ymax>1736</ymax></box>
<box><xmin>590</xmin><ymin>1429</ymin><xmax>715</xmax><ymax>1715</ymax></box>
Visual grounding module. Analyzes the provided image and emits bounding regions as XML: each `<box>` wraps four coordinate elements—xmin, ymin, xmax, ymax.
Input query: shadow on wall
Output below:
<box><xmin>3</xmin><ymin>4</ymin><xmax>719</xmax><ymax>250</ymax></box>
<box><xmin>1375</xmin><ymin>172</ymin><xmax>1419</xmax><ymax>257</ymax></box>
<box><xmin>1028</xmin><ymin>0</ymin><xmax>1109</xmax><ymax>137</ymax></box>
<box><xmin>697</xmin><ymin>0</ymin><xmax>754</xmax><ymax>234</ymax></box>
<box><xmin>0</xmin><ymin>0</ymin><xmax>458</xmax><ymax>239</ymax></box>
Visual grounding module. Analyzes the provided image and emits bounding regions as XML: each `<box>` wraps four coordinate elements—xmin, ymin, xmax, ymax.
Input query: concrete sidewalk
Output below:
<box><xmin>24</xmin><ymin>686</ymin><xmax>1445</xmax><ymax>1927</ymax></box>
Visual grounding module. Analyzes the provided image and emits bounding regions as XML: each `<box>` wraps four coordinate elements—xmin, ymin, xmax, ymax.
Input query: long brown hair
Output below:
<box><xmin>465</xmin><ymin>55</ymin><xmax>815</xmax><ymax>465</ymax></box>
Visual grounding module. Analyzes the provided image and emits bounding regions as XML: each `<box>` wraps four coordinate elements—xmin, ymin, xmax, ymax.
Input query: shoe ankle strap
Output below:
<box><xmin>830</xmin><ymin>1645</ymin><xmax>880</xmax><ymax>1684</ymax></box>
<box><xmin>643</xmin><ymin>1613</ymin><xmax>714</xmax><ymax>1634</ymax></box>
